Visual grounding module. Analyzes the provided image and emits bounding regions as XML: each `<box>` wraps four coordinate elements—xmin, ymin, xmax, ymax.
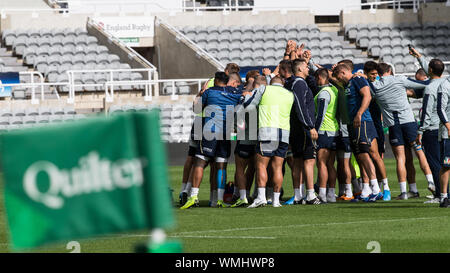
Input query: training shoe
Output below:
<box><xmin>339</xmin><ymin>195</ymin><xmax>355</xmax><ymax>201</ymax></box>
<box><xmin>368</xmin><ymin>192</ymin><xmax>382</xmax><ymax>202</ymax></box>
<box><xmin>383</xmin><ymin>190</ymin><xmax>391</xmax><ymax>201</ymax></box>
<box><xmin>295</xmin><ymin>198</ymin><xmax>307</xmax><ymax>205</ymax></box>
<box><xmin>267</xmin><ymin>198</ymin><xmax>273</xmax><ymax>205</ymax></box>
<box><xmin>179</xmin><ymin>192</ymin><xmax>188</xmax><ymax>206</ymax></box>
<box><xmin>318</xmin><ymin>195</ymin><xmax>327</xmax><ymax>204</ymax></box>
<box><xmin>353</xmin><ymin>191</ymin><xmax>362</xmax><ymax>198</ymax></box>
<box><xmin>327</xmin><ymin>195</ymin><xmax>336</xmax><ymax>203</ymax></box>
<box><xmin>428</xmin><ymin>182</ymin><xmax>436</xmax><ymax>195</ymax></box>
<box><xmin>426</xmin><ymin>195</ymin><xmax>435</xmax><ymax>199</ymax></box>
<box><xmin>216</xmin><ymin>200</ymin><xmax>230</xmax><ymax>208</ymax></box>
<box><xmin>231</xmin><ymin>194</ymin><xmax>240</xmax><ymax>203</ymax></box>
<box><xmin>180</xmin><ymin>196</ymin><xmax>199</xmax><ymax>209</ymax></box>
<box><xmin>231</xmin><ymin>198</ymin><xmax>248</xmax><ymax>208</ymax></box>
<box><xmin>424</xmin><ymin>197</ymin><xmax>440</xmax><ymax>204</ymax></box>
<box><xmin>360</xmin><ymin>195</ymin><xmax>371</xmax><ymax>202</ymax></box>
<box><xmin>407</xmin><ymin>191</ymin><xmax>420</xmax><ymax>199</ymax></box>
<box><xmin>283</xmin><ymin>196</ymin><xmax>295</xmax><ymax>205</ymax></box>
<box><xmin>306</xmin><ymin>197</ymin><xmax>322</xmax><ymax>205</ymax></box>
<box><xmin>440</xmin><ymin>198</ymin><xmax>450</xmax><ymax>208</ymax></box>
<box><xmin>396</xmin><ymin>192</ymin><xmax>408</xmax><ymax>200</ymax></box>
<box><xmin>248</xmin><ymin>199</ymin><xmax>267</xmax><ymax>208</ymax></box>
<box><xmin>272</xmin><ymin>203</ymin><xmax>282</xmax><ymax>208</ymax></box>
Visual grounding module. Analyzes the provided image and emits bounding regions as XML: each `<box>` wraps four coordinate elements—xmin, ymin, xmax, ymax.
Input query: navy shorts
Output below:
<box><xmin>440</xmin><ymin>139</ymin><xmax>450</xmax><ymax>168</ymax></box>
<box><xmin>349</xmin><ymin>121</ymin><xmax>378</xmax><ymax>154</ymax></box>
<box><xmin>290</xmin><ymin>130</ymin><xmax>316</xmax><ymax>159</ymax></box>
<box><xmin>374</xmin><ymin>123</ymin><xmax>385</xmax><ymax>153</ymax></box>
<box><xmin>234</xmin><ymin>141</ymin><xmax>256</xmax><ymax>159</ymax></box>
<box><xmin>256</xmin><ymin>141</ymin><xmax>289</xmax><ymax>158</ymax></box>
<box><xmin>336</xmin><ymin>136</ymin><xmax>352</xmax><ymax>153</ymax></box>
<box><xmin>388</xmin><ymin>122</ymin><xmax>418</xmax><ymax>147</ymax></box>
<box><xmin>317</xmin><ymin>134</ymin><xmax>338</xmax><ymax>151</ymax></box>
<box><xmin>196</xmin><ymin>139</ymin><xmax>231</xmax><ymax>162</ymax></box>
<box><xmin>188</xmin><ymin>139</ymin><xmax>199</xmax><ymax>157</ymax></box>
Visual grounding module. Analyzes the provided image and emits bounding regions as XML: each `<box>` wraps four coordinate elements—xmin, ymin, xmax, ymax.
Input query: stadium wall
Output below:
<box><xmin>341</xmin><ymin>2</ymin><xmax>450</xmax><ymax>27</ymax></box>
<box><xmin>0</xmin><ymin>12</ymin><xmax>88</xmax><ymax>31</ymax></box>
<box><xmin>156</xmin><ymin>10</ymin><xmax>315</xmax><ymax>27</ymax></box>
<box><xmin>419</xmin><ymin>2</ymin><xmax>450</xmax><ymax>23</ymax></box>
<box><xmin>154</xmin><ymin>21</ymin><xmax>220</xmax><ymax>79</ymax></box>
<box><xmin>87</xmin><ymin>21</ymin><xmax>157</xmax><ymax>80</ymax></box>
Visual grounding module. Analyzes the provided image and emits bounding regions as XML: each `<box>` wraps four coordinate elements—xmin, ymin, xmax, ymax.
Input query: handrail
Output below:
<box><xmin>18</xmin><ymin>71</ymin><xmax>45</xmax><ymax>104</ymax></box>
<box><xmin>65</xmin><ymin>67</ymin><xmax>157</xmax><ymax>104</ymax></box>
<box><xmin>344</xmin><ymin>0</ymin><xmax>425</xmax><ymax>12</ymax></box>
<box><xmin>156</xmin><ymin>17</ymin><xmax>225</xmax><ymax>71</ymax></box>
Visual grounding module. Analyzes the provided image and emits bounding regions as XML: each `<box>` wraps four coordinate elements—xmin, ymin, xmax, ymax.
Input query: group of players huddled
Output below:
<box><xmin>178</xmin><ymin>40</ymin><xmax>450</xmax><ymax>209</ymax></box>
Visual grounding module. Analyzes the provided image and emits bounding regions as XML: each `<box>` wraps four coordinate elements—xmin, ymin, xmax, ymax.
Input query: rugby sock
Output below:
<box><xmin>267</xmin><ymin>187</ymin><xmax>274</xmax><ymax>201</ymax></box>
<box><xmin>345</xmin><ymin>184</ymin><xmax>353</xmax><ymax>197</ymax></box>
<box><xmin>361</xmin><ymin>183</ymin><xmax>372</xmax><ymax>197</ymax></box>
<box><xmin>370</xmin><ymin>179</ymin><xmax>380</xmax><ymax>195</ymax></box>
<box><xmin>382</xmin><ymin>178</ymin><xmax>390</xmax><ymax>191</ymax></box>
<box><xmin>441</xmin><ymin>193</ymin><xmax>448</xmax><ymax>202</ymax></box>
<box><xmin>233</xmin><ymin>184</ymin><xmax>239</xmax><ymax>197</ymax></box>
<box><xmin>190</xmin><ymin>187</ymin><xmax>199</xmax><ymax>197</ymax></box>
<box><xmin>212</xmin><ymin>190</ymin><xmax>218</xmax><ymax>203</ymax></box>
<box><xmin>183</xmin><ymin>182</ymin><xmax>192</xmax><ymax>193</ymax></box>
<box><xmin>409</xmin><ymin>183</ymin><xmax>418</xmax><ymax>193</ymax></box>
<box><xmin>426</xmin><ymin>174</ymin><xmax>434</xmax><ymax>183</ymax></box>
<box><xmin>327</xmin><ymin>188</ymin><xmax>335</xmax><ymax>198</ymax></box>
<box><xmin>319</xmin><ymin>187</ymin><xmax>327</xmax><ymax>200</ymax></box>
<box><xmin>246</xmin><ymin>190</ymin><xmax>250</xmax><ymax>198</ymax></box>
<box><xmin>399</xmin><ymin>182</ymin><xmax>407</xmax><ymax>193</ymax></box>
<box><xmin>338</xmin><ymin>184</ymin><xmax>345</xmax><ymax>197</ymax></box>
<box><xmin>180</xmin><ymin>183</ymin><xmax>186</xmax><ymax>193</ymax></box>
<box><xmin>257</xmin><ymin>187</ymin><xmax>266</xmax><ymax>202</ymax></box>
<box><xmin>217</xmin><ymin>169</ymin><xmax>226</xmax><ymax>201</ymax></box>
<box><xmin>294</xmin><ymin>188</ymin><xmax>302</xmax><ymax>201</ymax></box>
<box><xmin>273</xmin><ymin>192</ymin><xmax>281</xmax><ymax>206</ymax></box>
<box><xmin>300</xmin><ymin>183</ymin><xmax>305</xmax><ymax>197</ymax></box>
<box><xmin>306</xmin><ymin>189</ymin><xmax>316</xmax><ymax>201</ymax></box>
<box><xmin>239</xmin><ymin>189</ymin><xmax>247</xmax><ymax>200</ymax></box>
<box><xmin>351</xmin><ymin>178</ymin><xmax>361</xmax><ymax>193</ymax></box>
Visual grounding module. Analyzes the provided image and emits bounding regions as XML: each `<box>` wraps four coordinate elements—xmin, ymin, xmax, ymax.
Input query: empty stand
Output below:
<box><xmin>109</xmin><ymin>103</ymin><xmax>194</xmax><ymax>143</ymax></box>
<box><xmin>345</xmin><ymin>22</ymin><xmax>450</xmax><ymax>73</ymax></box>
<box><xmin>1</xmin><ymin>28</ymin><xmax>145</xmax><ymax>94</ymax></box>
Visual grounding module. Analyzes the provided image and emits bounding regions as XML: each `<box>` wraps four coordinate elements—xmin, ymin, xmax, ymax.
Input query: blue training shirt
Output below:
<box><xmin>199</xmin><ymin>86</ymin><xmax>242</xmax><ymax>137</ymax></box>
<box><xmin>344</xmin><ymin>76</ymin><xmax>372</xmax><ymax>122</ymax></box>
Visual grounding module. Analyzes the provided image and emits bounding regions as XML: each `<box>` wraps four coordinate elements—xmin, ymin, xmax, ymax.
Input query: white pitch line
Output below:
<box><xmin>119</xmin><ymin>234</ymin><xmax>276</xmax><ymax>240</ymax></box>
<box><xmin>171</xmin><ymin>216</ymin><xmax>449</xmax><ymax>236</ymax></box>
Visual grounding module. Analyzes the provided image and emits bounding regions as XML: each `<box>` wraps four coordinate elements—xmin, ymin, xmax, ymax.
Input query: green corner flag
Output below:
<box><xmin>0</xmin><ymin>111</ymin><xmax>175</xmax><ymax>250</ymax></box>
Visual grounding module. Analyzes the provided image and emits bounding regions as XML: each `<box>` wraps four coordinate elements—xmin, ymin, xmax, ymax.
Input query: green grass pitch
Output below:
<box><xmin>1</xmin><ymin>158</ymin><xmax>450</xmax><ymax>253</ymax></box>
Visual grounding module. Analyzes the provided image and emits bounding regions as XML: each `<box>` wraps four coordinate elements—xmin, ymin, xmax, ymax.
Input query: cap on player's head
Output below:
<box><xmin>415</xmin><ymin>68</ymin><xmax>428</xmax><ymax>81</ymax></box>
<box><xmin>270</xmin><ymin>76</ymin><xmax>284</xmax><ymax>86</ymax></box>
<box><xmin>245</xmin><ymin>70</ymin><xmax>260</xmax><ymax>83</ymax></box>
<box><xmin>429</xmin><ymin>59</ymin><xmax>445</xmax><ymax>77</ymax></box>
<box><xmin>338</xmin><ymin>59</ymin><xmax>354</xmax><ymax>71</ymax></box>
<box><xmin>376</xmin><ymin>63</ymin><xmax>392</xmax><ymax>76</ymax></box>
<box><xmin>214</xmin><ymin>71</ymin><xmax>229</xmax><ymax>86</ymax></box>
<box><xmin>225</xmin><ymin>63</ymin><xmax>240</xmax><ymax>75</ymax></box>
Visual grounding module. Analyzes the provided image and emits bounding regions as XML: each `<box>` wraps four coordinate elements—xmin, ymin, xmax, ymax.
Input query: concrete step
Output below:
<box><xmin>1</xmin><ymin>66</ymin><xmax>29</xmax><ymax>72</ymax></box>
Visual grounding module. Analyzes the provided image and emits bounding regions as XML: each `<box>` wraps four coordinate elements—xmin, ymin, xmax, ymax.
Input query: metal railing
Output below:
<box><xmin>66</xmin><ymin>68</ymin><xmax>158</xmax><ymax>103</ymax></box>
<box><xmin>105</xmin><ymin>78</ymin><xmax>209</xmax><ymax>103</ymax></box>
<box><xmin>344</xmin><ymin>0</ymin><xmax>427</xmax><ymax>13</ymax></box>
